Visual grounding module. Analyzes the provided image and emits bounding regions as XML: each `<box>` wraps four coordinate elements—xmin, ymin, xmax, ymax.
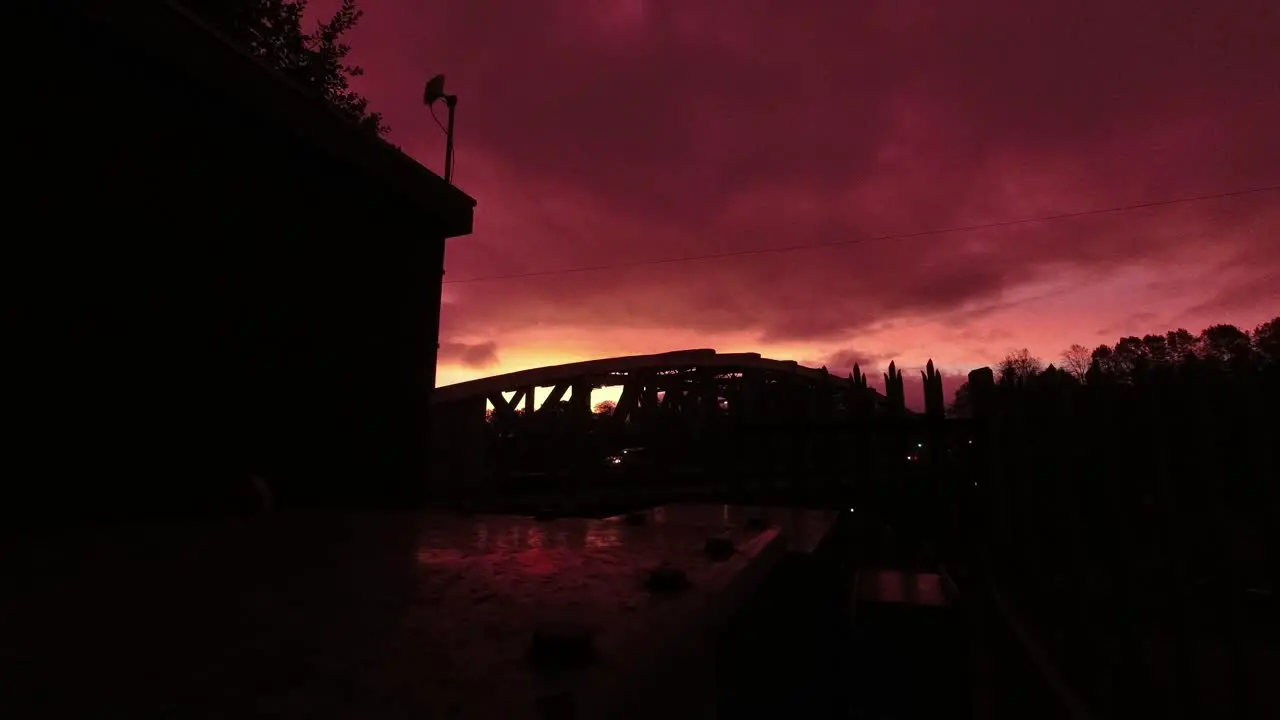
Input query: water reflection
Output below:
<box><xmin>416</xmin><ymin>547</ymin><xmax>467</xmax><ymax>565</ymax></box>
<box><xmin>584</xmin><ymin>521</ymin><xmax>620</xmax><ymax>549</ymax></box>
<box><xmin>515</xmin><ymin>547</ymin><xmax>557</xmax><ymax>575</ymax></box>
<box><xmin>416</xmin><ymin>517</ymin><xmax>603</xmax><ymax>577</ymax></box>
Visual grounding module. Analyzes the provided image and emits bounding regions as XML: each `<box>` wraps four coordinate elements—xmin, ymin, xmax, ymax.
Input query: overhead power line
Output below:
<box><xmin>442</xmin><ymin>184</ymin><xmax>1280</xmax><ymax>285</ymax></box>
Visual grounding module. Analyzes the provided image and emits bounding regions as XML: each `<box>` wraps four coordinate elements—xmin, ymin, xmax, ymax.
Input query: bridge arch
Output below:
<box><xmin>429</xmin><ymin>349</ymin><xmax>891</xmax><ymax>492</ymax></box>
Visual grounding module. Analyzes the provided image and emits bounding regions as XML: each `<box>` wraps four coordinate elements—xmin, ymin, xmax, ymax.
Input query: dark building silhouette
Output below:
<box><xmin>13</xmin><ymin>2</ymin><xmax>475</xmax><ymax>527</ymax></box>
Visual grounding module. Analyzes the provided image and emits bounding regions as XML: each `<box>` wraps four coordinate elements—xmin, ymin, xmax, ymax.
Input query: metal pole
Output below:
<box><xmin>444</xmin><ymin>96</ymin><xmax>457</xmax><ymax>183</ymax></box>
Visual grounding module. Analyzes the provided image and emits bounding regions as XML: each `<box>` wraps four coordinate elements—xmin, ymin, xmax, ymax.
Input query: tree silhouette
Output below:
<box><xmin>949</xmin><ymin>381</ymin><xmax>972</xmax><ymax>418</ymax></box>
<box><xmin>1199</xmin><ymin>323</ymin><xmax>1253</xmax><ymax>365</ymax></box>
<box><xmin>997</xmin><ymin>348</ymin><xmax>1043</xmax><ymax>383</ymax></box>
<box><xmin>1077</xmin><ymin>319</ymin><xmax>1278</xmax><ymax>383</ymax></box>
<box><xmin>1111</xmin><ymin>335</ymin><xmax>1149</xmax><ymax>374</ymax></box>
<box><xmin>1060</xmin><ymin>344</ymin><xmax>1092</xmax><ymax>380</ymax></box>
<box><xmin>883</xmin><ymin>361</ymin><xmax>905</xmax><ymax>411</ymax></box>
<box><xmin>1137</xmin><ymin>334</ymin><xmax>1165</xmax><ymax>365</ymax></box>
<box><xmin>850</xmin><ymin>364</ymin><xmax>870</xmax><ymax>392</ymax></box>
<box><xmin>1090</xmin><ymin>343</ymin><xmax>1123</xmax><ymax>377</ymax></box>
<box><xmin>1164</xmin><ymin>328</ymin><xmax>1199</xmax><ymax>362</ymax></box>
<box><xmin>1253</xmin><ymin>317</ymin><xmax>1280</xmax><ymax>361</ymax></box>
<box><xmin>593</xmin><ymin>400</ymin><xmax>616</xmax><ymax>416</ymax></box>
<box><xmin>921</xmin><ymin>359</ymin><xmax>945</xmax><ymax>418</ymax></box>
<box><xmin>183</xmin><ymin>0</ymin><xmax>388</xmax><ymax>134</ymax></box>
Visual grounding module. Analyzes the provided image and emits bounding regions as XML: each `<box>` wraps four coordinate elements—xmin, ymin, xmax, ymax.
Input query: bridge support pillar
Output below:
<box><xmin>570</xmin><ymin>379</ymin><xmax>592</xmax><ymax>419</ymax></box>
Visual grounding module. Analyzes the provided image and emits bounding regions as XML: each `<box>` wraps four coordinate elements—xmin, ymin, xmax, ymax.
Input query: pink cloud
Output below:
<box><xmin>307</xmin><ymin>0</ymin><xmax>1280</xmax><ymax>382</ymax></box>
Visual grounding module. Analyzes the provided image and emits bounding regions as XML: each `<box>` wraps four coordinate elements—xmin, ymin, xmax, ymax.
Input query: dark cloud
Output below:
<box><xmin>1182</xmin><ymin>272</ymin><xmax>1280</xmax><ymax>318</ymax></box>
<box><xmin>316</xmin><ymin>0</ymin><xmax>1280</xmax><ymax>354</ymax></box>
<box><xmin>437</xmin><ymin>341</ymin><xmax>499</xmax><ymax>368</ymax></box>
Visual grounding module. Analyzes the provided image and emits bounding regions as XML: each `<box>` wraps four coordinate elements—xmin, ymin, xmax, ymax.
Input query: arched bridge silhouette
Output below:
<box><xmin>428</xmin><ymin>349</ymin><xmax>960</xmax><ymax>502</ymax></box>
<box><xmin>433</xmin><ymin>348</ymin><xmax>890</xmax><ymax>421</ymax></box>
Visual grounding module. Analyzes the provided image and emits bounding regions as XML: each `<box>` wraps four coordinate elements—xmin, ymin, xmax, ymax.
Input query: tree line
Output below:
<box><xmin>951</xmin><ymin>317</ymin><xmax>1279</xmax><ymax>416</ymax></box>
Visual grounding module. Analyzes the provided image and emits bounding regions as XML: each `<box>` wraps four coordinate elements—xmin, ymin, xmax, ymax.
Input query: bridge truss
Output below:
<box><xmin>428</xmin><ymin>350</ymin><xmax>944</xmax><ymax>494</ymax></box>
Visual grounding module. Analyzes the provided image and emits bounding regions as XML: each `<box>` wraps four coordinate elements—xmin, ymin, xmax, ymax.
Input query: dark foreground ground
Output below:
<box><xmin>717</xmin><ymin>506</ymin><xmax>1077</xmax><ymax>719</ymax></box>
<box><xmin>2</xmin><ymin>503</ymin><xmax>1081</xmax><ymax>719</ymax></box>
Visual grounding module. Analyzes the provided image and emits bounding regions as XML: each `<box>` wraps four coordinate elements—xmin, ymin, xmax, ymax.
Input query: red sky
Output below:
<box><xmin>317</xmin><ymin>0</ymin><xmax>1278</xmax><ymax>406</ymax></box>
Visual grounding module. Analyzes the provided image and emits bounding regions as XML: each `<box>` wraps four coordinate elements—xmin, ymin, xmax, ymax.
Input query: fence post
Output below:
<box><xmin>967</xmin><ymin>367</ymin><xmax>1001</xmax><ymax>568</ymax></box>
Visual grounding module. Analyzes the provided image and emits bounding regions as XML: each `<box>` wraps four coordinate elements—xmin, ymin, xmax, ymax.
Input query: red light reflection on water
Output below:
<box><xmin>416</xmin><ymin>547</ymin><xmax>467</xmax><ymax>565</ymax></box>
<box><xmin>514</xmin><ymin>549</ymin><xmax>558</xmax><ymax>575</ymax></box>
<box><xmin>415</xmin><ymin>519</ymin><xmax>591</xmax><ymax>578</ymax></box>
<box><xmin>515</xmin><ymin>526</ymin><xmax>558</xmax><ymax>575</ymax></box>
<box><xmin>858</xmin><ymin>570</ymin><xmax>948</xmax><ymax>607</ymax></box>
<box><xmin>584</xmin><ymin>521</ymin><xmax>620</xmax><ymax>549</ymax></box>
